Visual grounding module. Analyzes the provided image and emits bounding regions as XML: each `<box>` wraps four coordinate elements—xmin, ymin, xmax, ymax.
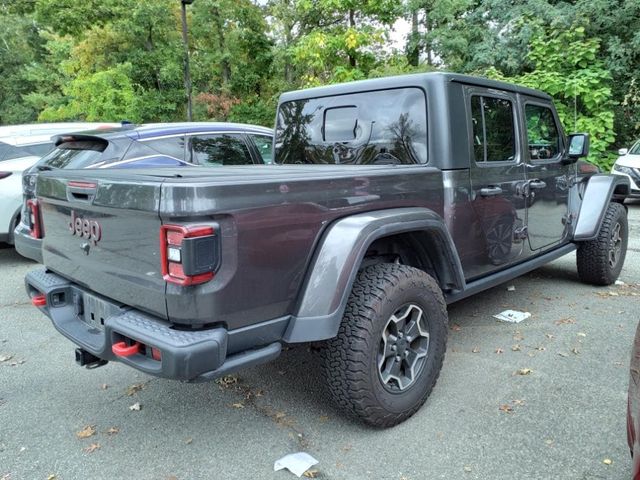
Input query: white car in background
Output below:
<box><xmin>0</xmin><ymin>123</ymin><xmax>117</xmax><ymax>245</ymax></box>
<box><xmin>612</xmin><ymin>140</ymin><xmax>640</xmax><ymax>199</ymax></box>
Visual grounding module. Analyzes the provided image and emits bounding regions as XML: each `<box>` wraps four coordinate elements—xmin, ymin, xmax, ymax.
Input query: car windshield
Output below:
<box><xmin>629</xmin><ymin>141</ymin><xmax>640</xmax><ymax>155</ymax></box>
<box><xmin>39</xmin><ymin>139</ymin><xmax>108</xmax><ymax>169</ymax></box>
<box><xmin>0</xmin><ymin>140</ymin><xmax>53</xmax><ymax>161</ymax></box>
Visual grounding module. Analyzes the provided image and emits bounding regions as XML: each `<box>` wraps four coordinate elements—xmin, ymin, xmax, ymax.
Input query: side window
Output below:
<box><xmin>525</xmin><ymin>104</ymin><xmax>561</xmax><ymax>160</ymax></box>
<box><xmin>189</xmin><ymin>134</ymin><xmax>253</xmax><ymax>166</ymax></box>
<box><xmin>124</xmin><ymin>136</ymin><xmax>185</xmax><ymax>161</ymax></box>
<box><xmin>249</xmin><ymin>134</ymin><xmax>273</xmax><ymax>164</ymax></box>
<box><xmin>145</xmin><ymin>136</ymin><xmax>186</xmax><ymax>160</ymax></box>
<box><xmin>275</xmin><ymin>88</ymin><xmax>427</xmax><ymax>165</ymax></box>
<box><xmin>471</xmin><ymin>95</ymin><xmax>516</xmax><ymax>163</ymax></box>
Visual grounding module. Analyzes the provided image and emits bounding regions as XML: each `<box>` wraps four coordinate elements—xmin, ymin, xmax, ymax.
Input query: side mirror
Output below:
<box><xmin>618</xmin><ymin>148</ymin><xmax>628</xmax><ymax>156</ymax></box>
<box><xmin>567</xmin><ymin>133</ymin><xmax>589</xmax><ymax>159</ymax></box>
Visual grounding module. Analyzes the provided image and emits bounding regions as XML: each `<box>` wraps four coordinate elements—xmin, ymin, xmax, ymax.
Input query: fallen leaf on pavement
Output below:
<box><xmin>125</xmin><ymin>382</ymin><xmax>146</xmax><ymax>396</ymax></box>
<box><xmin>215</xmin><ymin>375</ymin><xmax>238</xmax><ymax>388</ymax></box>
<box><xmin>185</xmin><ymin>438</ymin><xmax>193</xmax><ymax>445</ymax></box>
<box><xmin>545</xmin><ymin>333</ymin><xmax>554</xmax><ymax>339</ymax></box>
<box><xmin>603</xmin><ymin>458</ymin><xmax>612</xmax><ymax>465</ymax></box>
<box><xmin>499</xmin><ymin>404</ymin><xmax>514</xmax><ymax>413</ymax></box>
<box><xmin>515</xmin><ymin>368</ymin><xmax>532</xmax><ymax>376</ymax></box>
<box><xmin>47</xmin><ymin>475</ymin><xmax>57</xmax><ymax>480</ymax></box>
<box><xmin>472</xmin><ymin>347</ymin><xmax>480</xmax><ymax>353</ymax></box>
<box><xmin>105</xmin><ymin>427</ymin><xmax>119</xmax><ymax>436</ymax></box>
<box><xmin>303</xmin><ymin>469</ymin><xmax>319</xmax><ymax>478</ymax></box>
<box><xmin>571</xmin><ymin>347</ymin><xmax>580</xmax><ymax>355</ymax></box>
<box><xmin>0</xmin><ymin>355</ymin><xmax>12</xmax><ymax>363</ymax></box>
<box><xmin>100</xmin><ymin>384</ymin><xmax>109</xmax><ymax>390</ymax></box>
<box><xmin>555</xmin><ymin>318</ymin><xmax>575</xmax><ymax>325</ymax></box>
<box><xmin>128</xmin><ymin>402</ymin><xmax>141</xmax><ymax>411</ymax></box>
<box><xmin>513</xmin><ymin>331</ymin><xmax>524</xmax><ymax>341</ymax></box>
<box><xmin>495</xmin><ymin>348</ymin><xmax>504</xmax><ymax>354</ymax></box>
<box><xmin>83</xmin><ymin>443</ymin><xmax>100</xmax><ymax>454</ymax></box>
<box><xmin>558</xmin><ymin>352</ymin><xmax>569</xmax><ymax>357</ymax></box>
<box><xmin>76</xmin><ymin>425</ymin><xmax>97</xmax><ymax>439</ymax></box>
<box><xmin>451</xmin><ymin>324</ymin><xmax>461</xmax><ymax>331</ymax></box>
<box><xmin>464</xmin><ymin>466</ymin><xmax>472</xmax><ymax>473</ymax></box>
<box><xmin>319</xmin><ymin>415</ymin><xmax>329</xmax><ymax>422</ymax></box>
<box><xmin>230</xmin><ymin>403</ymin><xmax>244</xmax><ymax>409</ymax></box>
<box><xmin>511</xmin><ymin>345</ymin><xmax>521</xmax><ymax>352</ymax></box>
<box><xmin>577</xmin><ymin>332</ymin><xmax>587</xmax><ymax>337</ymax></box>
<box><xmin>512</xmin><ymin>399</ymin><xmax>525</xmax><ymax>406</ymax></box>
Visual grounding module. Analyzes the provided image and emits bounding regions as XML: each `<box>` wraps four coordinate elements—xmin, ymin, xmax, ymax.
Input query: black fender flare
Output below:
<box><xmin>573</xmin><ymin>174</ymin><xmax>630</xmax><ymax>242</ymax></box>
<box><xmin>282</xmin><ymin>207</ymin><xmax>465</xmax><ymax>343</ymax></box>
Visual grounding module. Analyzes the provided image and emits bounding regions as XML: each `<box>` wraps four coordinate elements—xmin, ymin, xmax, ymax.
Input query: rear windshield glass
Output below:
<box><xmin>0</xmin><ymin>142</ymin><xmax>54</xmax><ymax>161</ymax></box>
<box><xmin>275</xmin><ymin>87</ymin><xmax>427</xmax><ymax>165</ymax></box>
<box><xmin>40</xmin><ymin>140</ymin><xmax>107</xmax><ymax>169</ymax></box>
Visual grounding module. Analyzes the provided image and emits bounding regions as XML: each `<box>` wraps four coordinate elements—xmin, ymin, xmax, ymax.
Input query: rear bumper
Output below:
<box><xmin>14</xmin><ymin>221</ymin><xmax>42</xmax><ymax>262</ymax></box>
<box><xmin>25</xmin><ymin>268</ymin><xmax>281</xmax><ymax>381</ymax></box>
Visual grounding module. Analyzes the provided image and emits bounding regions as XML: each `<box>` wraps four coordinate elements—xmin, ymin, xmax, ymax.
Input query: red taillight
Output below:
<box><xmin>0</xmin><ymin>172</ymin><xmax>11</xmax><ymax>179</ymax></box>
<box><xmin>67</xmin><ymin>180</ymin><xmax>97</xmax><ymax>189</ymax></box>
<box><xmin>160</xmin><ymin>224</ymin><xmax>216</xmax><ymax>286</ymax></box>
<box><xmin>26</xmin><ymin>199</ymin><xmax>42</xmax><ymax>239</ymax></box>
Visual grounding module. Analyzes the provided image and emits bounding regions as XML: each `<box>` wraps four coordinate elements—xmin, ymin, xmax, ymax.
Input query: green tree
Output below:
<box><xmin>488</xmin><ymin>23</ymin><xmax>615</xmax><ymax>169</ymax></box>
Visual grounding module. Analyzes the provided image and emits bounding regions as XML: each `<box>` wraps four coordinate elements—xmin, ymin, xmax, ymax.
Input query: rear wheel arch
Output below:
<box><xmin>283</xmin><ymin>208</ymin><xmax>464</xmax><ymax>343</ymax></box>
<box><xmin>7</xmin><ymin>207</ymin><xmax>21</xmax><ymax>245</ymax></box>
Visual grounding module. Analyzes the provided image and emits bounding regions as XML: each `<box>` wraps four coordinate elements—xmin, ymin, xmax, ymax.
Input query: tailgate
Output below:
<box><xmin>37</xmin><ymin>172</ymin><xmax>167</xmax><ymax>319</ymax></box>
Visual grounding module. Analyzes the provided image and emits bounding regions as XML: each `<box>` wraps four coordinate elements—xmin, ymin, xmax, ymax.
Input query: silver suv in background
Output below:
<box><xmin>0</xmin><ymin>123</ymin><xmax>117</xmax><ymax>245</ymax></box>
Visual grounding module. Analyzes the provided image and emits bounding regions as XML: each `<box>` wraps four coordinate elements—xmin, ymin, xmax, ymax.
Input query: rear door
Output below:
<box><xmin>37</xmin><ymin>172</ymin><xmax>167</xmax><ymax>319</ymax></box>
<box><xmin>466</xmin><ymin>87</ymin><xmax>528</xmax><ymax>279</ymax></box>
<box><xmin>520</xmin><ymin>99</ymin><xmax>571</xmax><ymax>251</ymax></box>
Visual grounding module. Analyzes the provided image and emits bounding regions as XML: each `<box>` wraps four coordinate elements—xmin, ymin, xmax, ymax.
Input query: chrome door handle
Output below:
<box><xmin>480</xmin><ymin>186</ymin><xmax>503</xmax><ymax>197</ymax></box>
<box><xmin>529</xmin><ymin>179</ymin><xmax>547</xmax><ymax>190</ymax></box>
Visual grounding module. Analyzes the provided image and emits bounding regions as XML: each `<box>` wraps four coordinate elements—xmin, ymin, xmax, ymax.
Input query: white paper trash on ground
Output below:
<box><xmin>274</xmin><ymin>452</ymin><xmax>319</xmax><ymax>477</ymax></box>
<box><xmin>493</xmin><ymin>310</ymin><xmax>531</xmax><ymax>323</ymax></box>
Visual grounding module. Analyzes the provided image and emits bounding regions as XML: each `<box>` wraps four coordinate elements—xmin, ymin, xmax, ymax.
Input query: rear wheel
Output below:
<box><xmin>576</xmin><ymin>202</ymin><xmax>628</xmax><ymax>285</ymax></box>
<box><xmin>321</xmin><ymin>263</ymin><xmax>448</xmax><ymax>428</ymax></box>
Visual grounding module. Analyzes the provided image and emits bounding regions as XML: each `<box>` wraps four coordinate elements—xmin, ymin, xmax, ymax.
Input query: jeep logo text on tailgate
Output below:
<box><xmin>69</xmin><ymin>210</ymin><xmax>101</xmax><ymax>245</ymax></box>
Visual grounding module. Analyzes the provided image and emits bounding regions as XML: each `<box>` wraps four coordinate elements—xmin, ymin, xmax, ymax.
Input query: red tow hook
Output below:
<box><xmin>31</xmin><ymin>294</ymin><xmax>47</xmax><ymax>307</ymax></box>
<box><xmin>112</xmin><ymin>341</ymin><xmax>140</xmax><ymax>357</ymax></box>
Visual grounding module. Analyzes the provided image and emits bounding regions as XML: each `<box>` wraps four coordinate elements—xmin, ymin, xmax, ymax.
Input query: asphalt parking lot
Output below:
<box><xmin>1</xmin><ymin>203</ymin><xmax>639</xmax><ymax>480</ymax></box>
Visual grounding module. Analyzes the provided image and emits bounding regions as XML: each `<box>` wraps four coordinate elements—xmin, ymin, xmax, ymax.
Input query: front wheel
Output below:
<box><xmin>321</xmin><ymin>263</ymin><xmax>448</xmax><ymax>428</ymax></box>
<box><xmin>576</xmin><ymin>202</ymin><xmax>628</xmax><ymax>286</ymax></box>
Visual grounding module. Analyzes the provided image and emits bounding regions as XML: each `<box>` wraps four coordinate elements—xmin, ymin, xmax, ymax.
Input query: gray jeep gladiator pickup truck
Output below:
<box><xmin>25</xmin><ymin>73</ymin><xmax>630</xmax><ymax>427</ymax></box>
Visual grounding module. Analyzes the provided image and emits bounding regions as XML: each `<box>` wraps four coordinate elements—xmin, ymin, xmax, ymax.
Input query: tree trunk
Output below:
<box><xmin>211</xmin><ymin>5</ymin><xmax>231</xmax><ymax>85</ymax></box>
<box><xmin>348</xmin><ymin>9</ymin><xmax>356</xmax><ymax>68</ymax></box>
<box><xmin>407</xmin><ymin>9</ymin><xmax>420</xmax><ymax>67</ymax></box>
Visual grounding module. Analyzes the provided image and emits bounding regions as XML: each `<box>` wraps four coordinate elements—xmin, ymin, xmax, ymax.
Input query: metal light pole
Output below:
<box><xmin>181</xmin><ymin>0</ymin><xmax>194</xmax><ymax>121</ymax></box>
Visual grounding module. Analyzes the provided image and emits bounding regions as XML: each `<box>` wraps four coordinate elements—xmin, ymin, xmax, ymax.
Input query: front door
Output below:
<box><xmin>466</xmin><ymin>89</ymin><xmax>528</xmax><ymax>279</ymax></box>
<box><xmin>521</xmin><ymin>99</ymin><xmax>571</xmax><ymax>251</ymax></box>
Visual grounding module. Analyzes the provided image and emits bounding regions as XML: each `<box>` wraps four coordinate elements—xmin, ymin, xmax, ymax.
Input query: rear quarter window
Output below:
<box><xmin>39</xmin><ymin>140</ymin><xmax>108</xmax><ymax>169</ymax></box>
<box><xmin>275</xmin><ymin>88</ymin><xmax>427</xmax><ymax>165</ymax></box>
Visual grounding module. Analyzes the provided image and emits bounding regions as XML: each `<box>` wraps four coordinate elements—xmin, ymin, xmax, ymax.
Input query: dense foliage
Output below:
<box><xmin>0</xmin><ymin>0</ymin><xmax>638</xmax><ymax>168</ymax></box>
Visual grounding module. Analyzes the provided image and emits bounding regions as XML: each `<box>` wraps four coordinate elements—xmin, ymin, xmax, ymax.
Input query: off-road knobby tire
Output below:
<box><xmin>321</xmin><ymin>263</ymin><xmax>448</xmax><ymax>428</ymax></box>
<box><xmin>576</xmin><ymin>201</ymin><xmax>628</xmax><ymax>286</ymax></box>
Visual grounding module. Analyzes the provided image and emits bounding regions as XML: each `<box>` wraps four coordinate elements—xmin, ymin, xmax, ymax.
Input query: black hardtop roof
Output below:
<box><xmin>278</xmin><ymin>72</ymin><xmax>552</xmax><ymax>103</ymax></box>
